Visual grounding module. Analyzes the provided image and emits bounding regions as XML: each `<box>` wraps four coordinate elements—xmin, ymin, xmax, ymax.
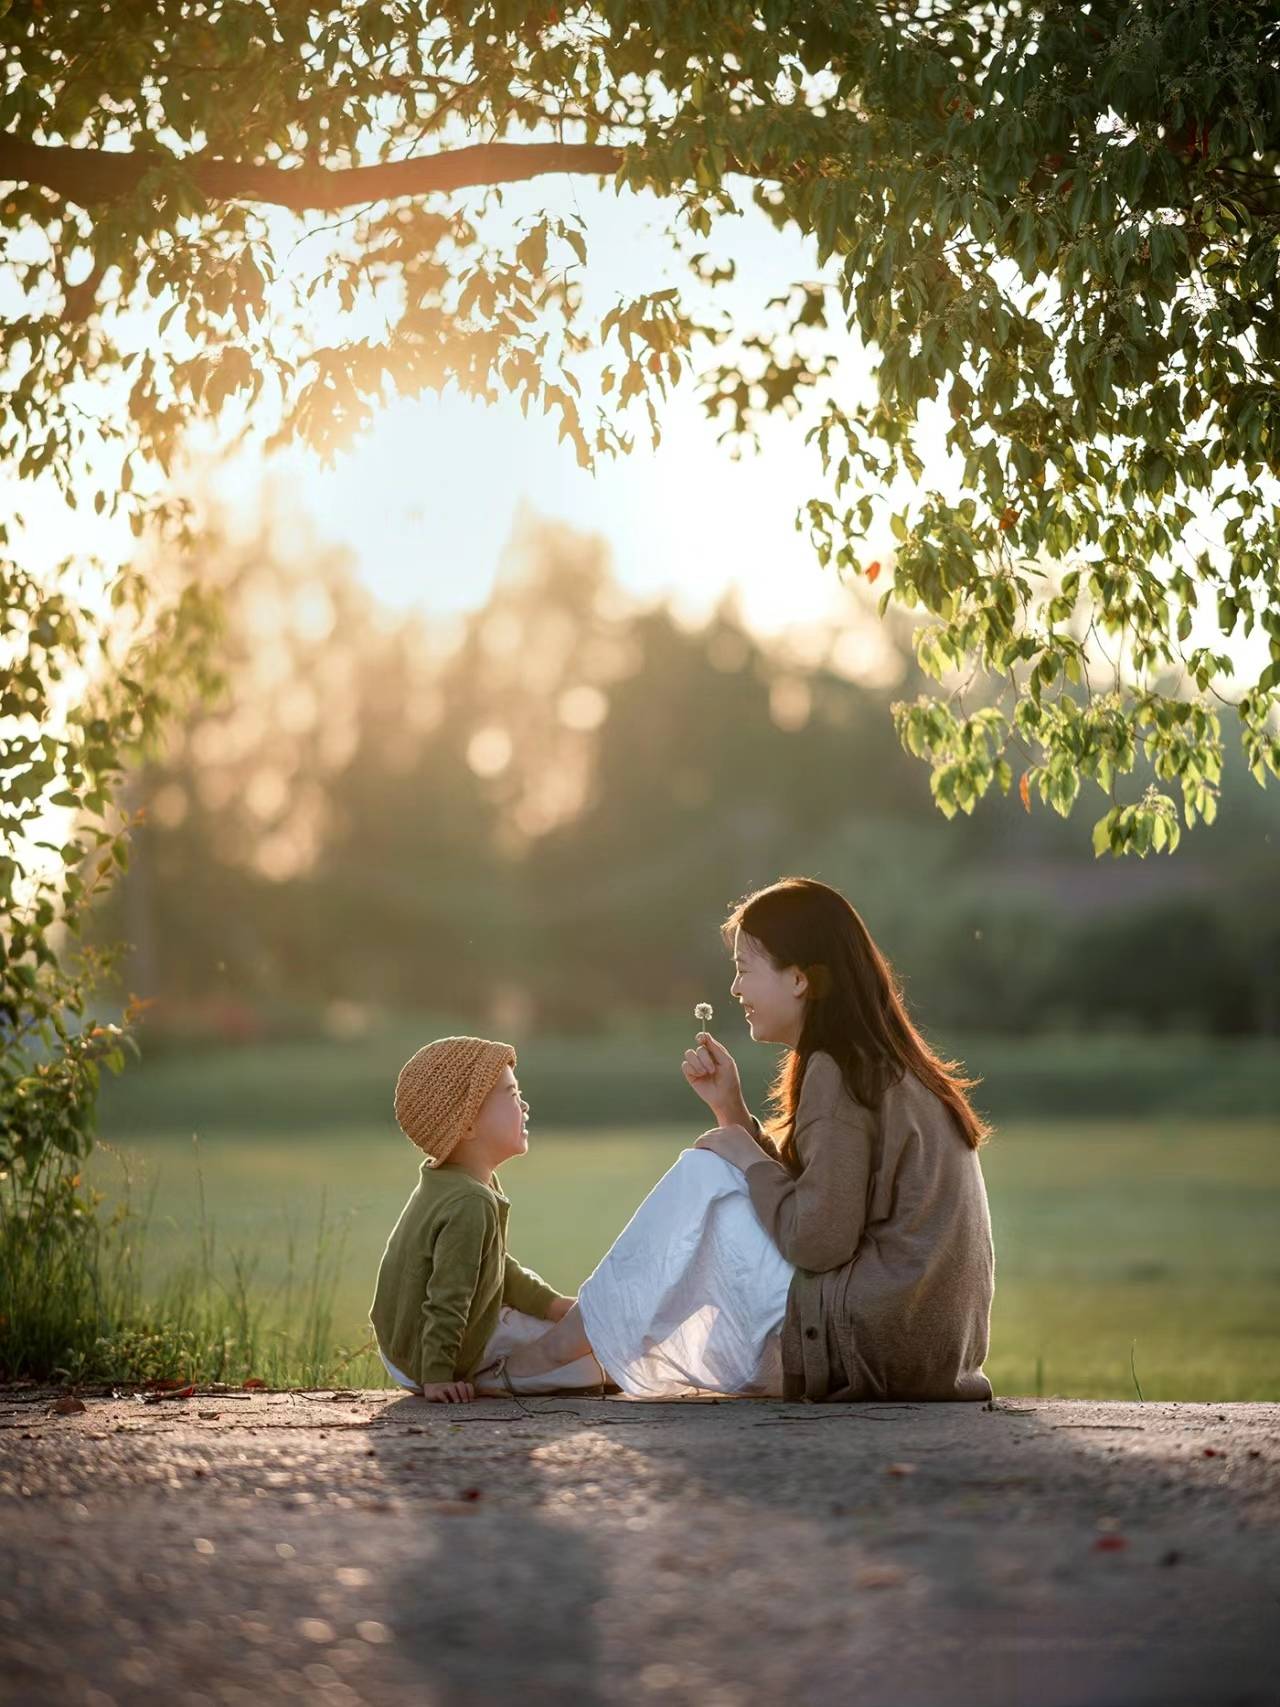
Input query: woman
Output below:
<box><xmin>480</xmin><ymin>876</ymin><xmax>996</xmax><ymax>1403</ymax></box>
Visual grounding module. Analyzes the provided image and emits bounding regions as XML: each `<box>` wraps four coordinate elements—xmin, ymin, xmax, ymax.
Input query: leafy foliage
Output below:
<box><xmin>0</xmin><ymin>535</ymin><xmax>219</xmax><ymax>1232</ymax></box>
<box><xmin>3</xmin><ymin>2</ymin><xmax>1279</xmax><ymax>853</ymax></box>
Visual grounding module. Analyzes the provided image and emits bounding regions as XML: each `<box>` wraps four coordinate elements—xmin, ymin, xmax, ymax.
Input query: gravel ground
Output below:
<box><xmin>1</xmin><ymin>1386</ymin><xmax>1277</xmax><ymax>1707</ymax></box>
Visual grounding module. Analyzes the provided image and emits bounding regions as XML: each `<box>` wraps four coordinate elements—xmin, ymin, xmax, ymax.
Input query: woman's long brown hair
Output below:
<box><xmin>723</xmin><ymin>876</ymin><xmax>991</xmax><ymax>1171</ymax></box>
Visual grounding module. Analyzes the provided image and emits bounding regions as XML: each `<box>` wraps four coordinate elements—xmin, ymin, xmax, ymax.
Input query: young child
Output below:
<box><xmin>369</xmin><ymin>1035</ymin><xmax>604</xmax><ymax>1402</ymax></box>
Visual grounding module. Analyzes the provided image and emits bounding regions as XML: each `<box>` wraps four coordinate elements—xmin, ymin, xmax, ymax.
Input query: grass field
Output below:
<box><xmin>95</xmin><ymin>1020</ymin><xmax>1280</xmax><ymax>1129</ymax></box>
<box><xmin>87</xmin><ymin>1113</ymin><xmax>1280</xmax><ymax>1402</ymax></box>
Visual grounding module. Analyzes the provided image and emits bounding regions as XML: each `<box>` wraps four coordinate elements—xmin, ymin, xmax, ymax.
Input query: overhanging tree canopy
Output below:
<box><xmin>4</xmin><ymin>0</ymin><xmax>1280</xmax><ymax>857</ymax></box>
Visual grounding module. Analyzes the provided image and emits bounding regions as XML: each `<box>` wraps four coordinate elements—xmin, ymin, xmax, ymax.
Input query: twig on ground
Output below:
<box><xmin>750</xmin><ymin>1406</ymin><xmax>901</xmax><ymax>1420</ymax></box>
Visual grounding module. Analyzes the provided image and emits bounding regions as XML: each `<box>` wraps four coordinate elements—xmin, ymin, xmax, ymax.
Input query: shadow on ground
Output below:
<box><xmin>0</xmin><ymin>1385</ymin><xmax>1276</xmax><ymax>1706</ymax></box>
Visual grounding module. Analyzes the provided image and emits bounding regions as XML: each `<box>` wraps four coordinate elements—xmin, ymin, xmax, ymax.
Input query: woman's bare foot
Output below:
<box><xmin>502</xmin><ymin>1303</ymin><xmax>593</xmax><ymax>1378</ymax></box>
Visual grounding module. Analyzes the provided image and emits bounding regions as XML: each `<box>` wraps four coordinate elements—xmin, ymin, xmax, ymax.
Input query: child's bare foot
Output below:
<box><xmin>503</xmin><ymin>1304</ymin><xmax>593</xmax><ymax>1379</ymax></box>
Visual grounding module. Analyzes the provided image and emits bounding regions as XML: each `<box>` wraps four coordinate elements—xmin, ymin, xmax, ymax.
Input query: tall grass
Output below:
<box><xmin>0</xmin><ymin>1138</ymin><xmax>384</xmax><ymax>1389</ymax></box>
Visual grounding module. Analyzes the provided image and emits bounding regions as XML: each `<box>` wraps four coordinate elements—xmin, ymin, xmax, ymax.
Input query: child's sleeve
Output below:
<box><xmin>502</xmin><ymin>1253</ymin><xmax>560</xmax><ymax>1318</ymax></box>
<box><xmin>417</xmin><ymin>1196</ymin><xmax>493</xmax><ymax>1384</ymax></box>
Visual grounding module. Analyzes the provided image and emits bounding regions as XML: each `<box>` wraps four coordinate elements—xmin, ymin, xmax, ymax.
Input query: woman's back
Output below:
<box><xmin>748</xmin><ymin>1050</ymin><xmax>995</xmax><ymax>1402</ymax></box>
<box><xmin>842</xmin><ymin>1062</ymin><xmax>995</xmax><ymax>1399</ymax></box>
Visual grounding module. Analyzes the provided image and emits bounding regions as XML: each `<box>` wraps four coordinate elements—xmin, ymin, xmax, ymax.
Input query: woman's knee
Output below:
<box><xmin>667</xmin><ymin>1147</ymin><xmax>742</xmax><ymax>1193</ymax></box>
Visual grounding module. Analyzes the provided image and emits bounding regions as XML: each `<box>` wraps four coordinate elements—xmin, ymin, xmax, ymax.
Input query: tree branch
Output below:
<box><xmin>0</xmin><ymin>133</ymin><xmax>628</xmax><ymax>212</ymax></box>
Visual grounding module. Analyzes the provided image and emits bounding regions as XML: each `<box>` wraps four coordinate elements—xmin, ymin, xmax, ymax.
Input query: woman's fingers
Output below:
<box><xmin>683</xmin><ymin>1048</ymin><xmax>710</xmax><ymax>1078</ymax></box>
<box><xmin>699</xmin><ymin>1032</ymin><xmax>736</xmax><ymax>1070</ymax></box>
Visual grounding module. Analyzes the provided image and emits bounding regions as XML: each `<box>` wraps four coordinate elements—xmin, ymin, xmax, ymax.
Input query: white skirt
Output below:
<box><xmin>577</xmin><ymin>1148</ymin><xmax>796</xmax><ymax>1399</ymax></box>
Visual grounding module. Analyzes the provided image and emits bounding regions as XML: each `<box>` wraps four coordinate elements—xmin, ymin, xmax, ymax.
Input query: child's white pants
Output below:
<box><xmin>378</xmin><ymin>1305</ymin><xmax>602</xmax><ymax>1392</ymax></box>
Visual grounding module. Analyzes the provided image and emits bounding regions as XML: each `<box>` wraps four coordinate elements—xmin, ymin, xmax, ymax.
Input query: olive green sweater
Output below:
<box><xmin>369</xmin><ymin>1161</ymin><xmax>559</xmax><ymax>1386</ymax></box>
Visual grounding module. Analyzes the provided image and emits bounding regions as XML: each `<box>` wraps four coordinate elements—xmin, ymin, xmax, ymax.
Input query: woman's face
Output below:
<box><xmin>730</xmin><ymin>927</ymin><xmax>808</xmax><ymax>1047</ymax></box>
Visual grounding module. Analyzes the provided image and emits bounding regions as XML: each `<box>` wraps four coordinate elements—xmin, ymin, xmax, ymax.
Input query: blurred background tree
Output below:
<box><xmin>92</xmin><ymin>493</ymin><xmax>1280</xmax><ymax>1049</ymax></box>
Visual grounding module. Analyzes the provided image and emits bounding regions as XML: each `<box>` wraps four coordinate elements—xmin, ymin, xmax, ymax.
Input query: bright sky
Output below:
<box><xmin>217</xmin><ymin>376</ymin><xmax>859</xmax><ymax>635</ymax></box>
<box><xmin>200</xmin><ymin>178</ymin><xmax>904</xmax><ymax>643</ymax></box>
<box><xmin>5</xmin><ymin>174</ymin><xmax>912</xmax><ymax>659</ymax></box>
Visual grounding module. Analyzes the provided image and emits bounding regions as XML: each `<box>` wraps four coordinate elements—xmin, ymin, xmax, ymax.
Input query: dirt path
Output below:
<box><xmin>1</xmin><ymin>1387</ymin><xmax>1277</xmax><ymax>1706</ymax></box>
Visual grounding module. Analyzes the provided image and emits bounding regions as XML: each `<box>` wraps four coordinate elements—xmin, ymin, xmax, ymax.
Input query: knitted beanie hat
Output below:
<box><xmin>393</xmin><ymin>1035</ymin><xmax>517</xmax><ymax>1166</ymax></box>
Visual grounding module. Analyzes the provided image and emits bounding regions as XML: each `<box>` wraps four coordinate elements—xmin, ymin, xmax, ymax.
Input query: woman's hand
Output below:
<box><xmin>682</xmin><ymin>1031</ymin><xmax>748</xmax><ymax>1127</ymax></box>
<box><xmin>546</xmin><ymin>1295</ymin><xmax>577</xmax><ymax>1323</ymax></box>
<box><xmin>693</xmin><ymin>1124</ymin><xmax>766</xmax><ymax>1174</ymax></box>
<box><xmin>419</xmin><ymin>1380</ymin><xmax>476</xmax><ymax>1403</ymax></box>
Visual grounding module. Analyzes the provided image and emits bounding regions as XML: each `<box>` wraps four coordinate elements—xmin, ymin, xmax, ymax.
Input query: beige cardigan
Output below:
<box><xmin>745</xmin><ymin>1049</ymin><xmax>995</xmax><ymax>1403</ymax></box>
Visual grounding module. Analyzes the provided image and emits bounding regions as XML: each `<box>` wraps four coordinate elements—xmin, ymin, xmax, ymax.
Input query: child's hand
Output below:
<box><xmin>419</xmin><ymin>1380</ymin><xmax>476</xmax><ymax>1403</ymax></box>
<box><xmin>682</xmin><ymin>1031</ymin><xmax>746</xmax><ymax>1126</ymax></box>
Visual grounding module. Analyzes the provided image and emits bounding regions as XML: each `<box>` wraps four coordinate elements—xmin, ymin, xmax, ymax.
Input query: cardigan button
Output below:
<box><xmin>804</xmin><ymin>1327</ymin><xmax>818</xmax><ymax>1341</ymax></box>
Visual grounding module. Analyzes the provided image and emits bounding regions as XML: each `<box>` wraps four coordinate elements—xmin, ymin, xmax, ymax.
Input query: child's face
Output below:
<box><xmin>462</xmin><ymin>1065</ymin><xmax>530</xmax><ymax>1167</ymax></box>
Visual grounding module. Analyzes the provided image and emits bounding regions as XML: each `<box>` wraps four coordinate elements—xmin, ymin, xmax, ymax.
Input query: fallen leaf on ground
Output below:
<box><xmin>854</xmin><ymin>1564</ymin><xmax>908</xmax><ymax>1589</ymax></box>
<box><xmin>52</xmin><ymin>1396</ymin><xmax>87</xmax><ymax>1415</ymax></box>
<box><xmin>242</xmin><ymin>1378</ymin><xmax>267</xmax><ymax>1389</ymax></box>
<box><xmin>885</xmin><ymin>1462</ymin><xmax>916</xmax><ymax>1477</ymax></box>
